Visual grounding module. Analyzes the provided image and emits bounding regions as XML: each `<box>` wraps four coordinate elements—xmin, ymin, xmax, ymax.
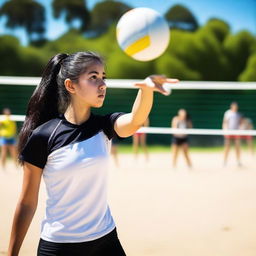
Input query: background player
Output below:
<box><xmin>132</xmin><ymin>117</ymin><xmax>149</xmax><ymax>161</ymax></box>
<box><xmin>171</xmin><ymin>109</ymin><xmax>192</xmax><ymax>168</ymax></box>
<box><xmin>0</xmin><ymin>108</ymin><xmax>17</xmax><ymax>169</ymax></box>
<box><xmin>222</xmin><ymin>102</ymin><xmax>242</xmax><ymax>166</ymax></box>
<box><xmin>240</xmin><ymin>116</ymin><xmax>254</xmax><ymax>155</ymax></box>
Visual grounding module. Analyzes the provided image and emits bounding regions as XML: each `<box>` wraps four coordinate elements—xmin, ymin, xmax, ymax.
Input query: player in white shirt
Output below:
<box><xmin>222</xmin><ymin>102</ymin><xmax>242</xmax><ymax>166</ymax></box>
<box><xmin>7</xmin><ymin>51</ymin><xmax>179</xmax><ymax>256</ymax></box>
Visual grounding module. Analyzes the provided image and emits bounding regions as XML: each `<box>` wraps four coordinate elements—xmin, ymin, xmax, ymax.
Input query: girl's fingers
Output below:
<box><xmin>135</xmin><ymin>83</ymin><xmax>168</xmax><ymax>95</ymax></box>
<box><xmin>155</xmin><ymin>85</ymin><xmax>168</xmax><ymax>95</ymax></box>
<box><xmin>165</xmin><ymin>78</ymin><xmax>179</xmax><ymax>83</ymax></box>
<box><xmin>134</xmin><ymin>77</ymin><xmax>179</xmax><ymax>96</ymax></box>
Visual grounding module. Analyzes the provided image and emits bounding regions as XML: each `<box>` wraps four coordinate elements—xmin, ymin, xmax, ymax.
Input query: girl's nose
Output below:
<box><xmin>99</xmin><ymin>80</ymin><xmax>106</xmax><ymax>90</ymax></box>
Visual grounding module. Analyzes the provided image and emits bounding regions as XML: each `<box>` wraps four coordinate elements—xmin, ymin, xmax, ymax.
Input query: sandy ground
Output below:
<box><xmin>1</xmin><ymin>150</ymin><xmax>256</xmax><ymax>256</ymax></box>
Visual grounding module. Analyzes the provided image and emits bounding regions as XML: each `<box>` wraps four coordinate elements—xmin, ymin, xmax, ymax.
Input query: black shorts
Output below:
<box><xmin>37</xmin><ymin>228</ymin><xmax>126</xmax><ymax>256</ymax></box>
<box><xmin>172</xmin><ymin>136</ymin><xmax>189</xmax><ymax>146</ymax></box>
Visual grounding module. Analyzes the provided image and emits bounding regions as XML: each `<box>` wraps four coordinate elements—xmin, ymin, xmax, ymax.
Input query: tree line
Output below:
<box><xmin>0</xmin><ymin>0</ymin><xmax>255</xmax><ymax>81</ymax></box>
<box><xmin>0</xmin><ymin>0</ymin><xmax>199</xmax><ymax>42</ymax></box>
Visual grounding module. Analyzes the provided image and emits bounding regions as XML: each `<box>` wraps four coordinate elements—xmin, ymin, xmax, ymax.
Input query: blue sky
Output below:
<box><xmin>0</xmin><ymin>0</ymin><xmax>255</xmax><ymax>45</ymax></box>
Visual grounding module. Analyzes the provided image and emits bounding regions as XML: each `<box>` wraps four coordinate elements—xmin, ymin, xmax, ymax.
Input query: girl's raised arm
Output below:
<box><xmin>114</xmin><ymin>75</ymin><xmax>179</xmax><ymax>137</ymax></box>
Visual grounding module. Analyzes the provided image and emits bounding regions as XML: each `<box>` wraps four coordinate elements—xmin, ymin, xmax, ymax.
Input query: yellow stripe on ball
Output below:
<box><xmin>124</xmin><ymin>35</ymin><xmax>151</xmax><ymax>56</ymax></box>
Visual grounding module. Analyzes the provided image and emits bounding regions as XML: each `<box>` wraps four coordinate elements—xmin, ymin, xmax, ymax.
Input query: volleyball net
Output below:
<box><xmin>0</xmin><ymin>76</ymin><xmax>256</xmax><ymax>142</ymax></box>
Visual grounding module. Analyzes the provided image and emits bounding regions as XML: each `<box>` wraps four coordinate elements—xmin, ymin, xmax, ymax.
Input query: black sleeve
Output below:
<box><xmin>19</xmin><ymin>129</ymin><xmax>49</xmax><ymax>169</ymax></box>
<box><xmin>103</xmin><ymin>112</ymin><xmax>125</xmax><ymax>140</ymax></box>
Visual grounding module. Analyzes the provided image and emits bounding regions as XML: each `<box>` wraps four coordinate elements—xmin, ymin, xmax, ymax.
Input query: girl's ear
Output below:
<box><xmin>64</xmin><ymin>79</ymin><xmax>76</xmax><ymax>94</ymax></box>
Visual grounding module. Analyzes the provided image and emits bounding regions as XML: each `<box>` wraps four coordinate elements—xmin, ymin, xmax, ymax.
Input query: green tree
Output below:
<box><xmin>189</xmin><ymin>26</ymin><xmax>230</xmax><ymax>80</ymax></box>
<box><xmin>0</xmin><ymin>0</ymin><xmax>45</xmax><ymax>43</ymax></box>
<box><xmin>205</xmin><ymin>18</ymin><xmax>230</xmax><ymax>43</ymax></box>
<box><xmin>165</xmin><ymin>4</ymin><xmax>199</xmax><ymax>31</ymax></box>
<box><xmin>0</xmin><ymin>35</ymin><xmax>22</xmax><ymax>75</ymax></box>
<box><xmin>155</xmin><ymin>30</ymin><xmax>201</xmax><ymax>80</ymax></box>
<box><xmin>90</xmin><ymin>0</ymin><xmax>131</xmax><ymax>36</ymax></box>
<box><xmin>239</xmin><ymin>54</ymin><xmax>256</xmax><ymax>81</ymax></box>
<box><xmin>162</xmin><ymin>27</ymin><xmax>230</xmax><ymax>80</ymax></box>
<box><xmin>224</xmin><ymin>31</ymin><xmax>256</xmax><ymax>80</ymax></box>
<box><xmin>107</xmin><ymin>49</ymin><xmax>155</xmax><ymax>79</ymax></box>
<box><xmin>52</xmin><ymin>0</ymin><xmax>90</xmax><ymax>32</ymax></box>
<box><xmin>155</xmin><ymin>53</ymin><xmax>201</xmax><ymax>80</ymax></box>
<box><xmin>0</xmin><ymin>35</ymin><xmax>45</xmax><ymax>75</ymax></box>
<box><xmin>42</xmin><ymin>25</ymin><xmax>118</xmax><ymax>58</ymax></box>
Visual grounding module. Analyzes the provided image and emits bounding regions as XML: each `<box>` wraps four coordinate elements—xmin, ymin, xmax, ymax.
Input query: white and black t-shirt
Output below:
<box><xmin>20</xmin><ymin>112</ymin><xmax>124</xmax><ymax>243</ymax></box>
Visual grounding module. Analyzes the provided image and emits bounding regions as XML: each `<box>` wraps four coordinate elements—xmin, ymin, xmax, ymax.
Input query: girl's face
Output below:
<box><xmin>72</xmin><ymin>62</ymin><xmax>107</xmax><ymax>108</ymax></box>
<box><xmin>3</xmin><ymin>108</ymin><xmax>11</xmax><ymax>115</ymax></box>
<box><xmin>178</xmin><ymin>109</ymin><xmax>187</xmax><ymax>120</ymax></box>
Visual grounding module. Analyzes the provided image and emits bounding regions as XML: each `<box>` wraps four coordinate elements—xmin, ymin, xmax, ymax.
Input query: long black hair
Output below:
<box><xmin>18</xmin><ymin>51</ymin><xmax>103</xmax><ymax>158</ymax></box>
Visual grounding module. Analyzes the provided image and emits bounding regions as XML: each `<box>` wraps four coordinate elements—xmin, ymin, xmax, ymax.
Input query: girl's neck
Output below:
<box><xmin>64</xmin><ymin>104</ymin><xmax>91</xmax><ymax>125</ymax></box>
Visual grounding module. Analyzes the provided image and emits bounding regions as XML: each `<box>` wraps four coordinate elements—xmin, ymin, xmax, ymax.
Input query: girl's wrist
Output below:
<box><xmin>139</xmin><ymin>86</ymin><xmax>154</xmax><ymax>94</ymax></box>
<box><xmin>138</xmin><ymin>77</ymin><xmax>155</xmax><ymax>93</ymax></box>
<box><xmin>144</xmin><ymin>77</ymin><xmax>155</xmax><ymax>88</ymax></box>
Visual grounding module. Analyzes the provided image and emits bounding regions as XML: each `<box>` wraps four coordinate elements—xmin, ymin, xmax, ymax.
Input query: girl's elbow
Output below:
<box><xmin>116</xmin><ymin>125</ymin><xmax>141</xmax><ymax>138</ymax></box>
<box><xmin>18</xmin><ymin>197</ymin><xmax>38</xmax><ymax>212</ymax></box>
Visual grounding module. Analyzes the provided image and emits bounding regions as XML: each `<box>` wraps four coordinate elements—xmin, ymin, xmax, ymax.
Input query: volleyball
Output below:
<box><xmin>116</xmin><ymin>7</ymin><xmax>170</xmax><ymax>61</ymax></box>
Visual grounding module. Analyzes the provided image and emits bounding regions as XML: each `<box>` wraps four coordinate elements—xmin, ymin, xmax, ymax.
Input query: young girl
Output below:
<box><xmin>0</xmin><ymin>108</ymin><xmax>17</xmax><ymax>169</ymax></box>
<box><xmin>222</xmin><ymin>102</ymin><xmax>242</xmax><ymax>166</ymax></box>
<box><xmin>7</xmin><ymin>51</ymin><xmax>178</xmax><ymax>256</ymax></box>
<box><xmin>132</xmin><ymin>117</ymin><xmax>149</xmax><ymax>161</ymax></box>
<box><xmin>171</xmin><ymin>109</ymin><xmax>192</xmax><ymax>168</ymax></box>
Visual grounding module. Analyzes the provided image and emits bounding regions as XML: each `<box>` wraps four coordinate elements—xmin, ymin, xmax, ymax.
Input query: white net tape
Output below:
<box><xmin>1</xmin><ymin>115</ymin><xmax>255</xmax><ymax>136</ymax></box>
<box><xmin>1</xmin><ymin>76</ymin><xmax>256</xmax><ymax>90</ymax></box>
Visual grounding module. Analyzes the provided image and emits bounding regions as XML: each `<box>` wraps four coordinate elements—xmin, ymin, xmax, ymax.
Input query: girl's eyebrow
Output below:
<box><xmin>88</xmin><ymin>71</ymin><xmax>106</xmax><ymax>75</ymax></box>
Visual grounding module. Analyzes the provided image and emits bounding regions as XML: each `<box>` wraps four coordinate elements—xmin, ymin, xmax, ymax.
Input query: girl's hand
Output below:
<box><xmin>134</xmin><ymin>75</ymin><xmax>179</xmax><ymax>96</ymax></box>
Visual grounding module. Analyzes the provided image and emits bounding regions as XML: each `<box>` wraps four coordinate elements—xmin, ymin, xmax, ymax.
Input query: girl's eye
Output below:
<box><xmin>90</xmin><ymin>75</ymin><xmax>97</xmax><ymax>80</ymax></box>
<box><xmin>89</xmin><ymin>75</ymin><xmax>106</xmax><ymax>81</ymax></box>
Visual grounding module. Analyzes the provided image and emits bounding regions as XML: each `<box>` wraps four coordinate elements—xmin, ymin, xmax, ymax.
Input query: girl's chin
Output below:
<box><xmin>92</xmin><ymin>102</ymin><xmax>104</xmax><ymax>108</ymax></box>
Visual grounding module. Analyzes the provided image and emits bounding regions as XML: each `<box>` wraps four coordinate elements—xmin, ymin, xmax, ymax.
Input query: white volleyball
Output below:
<box><xmin>116</xmin><ymin>7</ymin><xmax>170</xmax><ymax>61</ymax></box>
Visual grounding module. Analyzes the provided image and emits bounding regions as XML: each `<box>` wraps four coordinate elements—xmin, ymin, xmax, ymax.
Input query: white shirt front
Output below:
<box><xmin>41</xmin><ymin>131</ymin><xmax>114</xmax><ymax>242</ymax></box>
<box><xmin>223</xmin><ymin>110</ymin><xmax>241</xmax><ymax>130</ymax></box>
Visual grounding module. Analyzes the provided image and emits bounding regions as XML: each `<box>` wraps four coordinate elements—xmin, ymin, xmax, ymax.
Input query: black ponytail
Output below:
<box><xmin>18</xmin><ymin>51</ymin><xmax>103</xmax><ymax>161</ymax></box>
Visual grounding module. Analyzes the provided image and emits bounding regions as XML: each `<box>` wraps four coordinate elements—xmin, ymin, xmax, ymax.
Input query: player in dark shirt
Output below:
<box><xmin>8</xmin><ymin>51</ymin><xmax>178</xmax><ymax>256</ymax></box>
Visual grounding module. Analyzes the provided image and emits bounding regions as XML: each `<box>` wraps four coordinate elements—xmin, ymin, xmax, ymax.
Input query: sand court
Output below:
<box><xmin>1</xmin><ymin>151</ymin><xmax>256</xmax><ymax>256</ymax></box>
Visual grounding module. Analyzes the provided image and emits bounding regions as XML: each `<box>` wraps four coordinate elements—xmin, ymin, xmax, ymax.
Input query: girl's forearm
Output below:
<box><xmin>8</xmin><ymin>202</ymin><xmax>37</xmax><ymax>256</ymax></box>
<box><xmin>130</xmin><ymin>88</ymin><xmax>153</xmax><ymax>126</ymax></box>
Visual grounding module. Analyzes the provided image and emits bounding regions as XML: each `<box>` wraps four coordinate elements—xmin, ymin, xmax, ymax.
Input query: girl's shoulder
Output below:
<box><xmin>20</xmin><ymin>118</ymin><xmax>62</xmax><ymax>169</ymax></box>
<box><xmin>93</xmin><ymin>112</ymin><xmax>125</xmax><ymax>139</ymax></box>
<box><xmin>31</xmin><ymin>117</ymin><xmax>62</xmax><ymax>141</ymax></box>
